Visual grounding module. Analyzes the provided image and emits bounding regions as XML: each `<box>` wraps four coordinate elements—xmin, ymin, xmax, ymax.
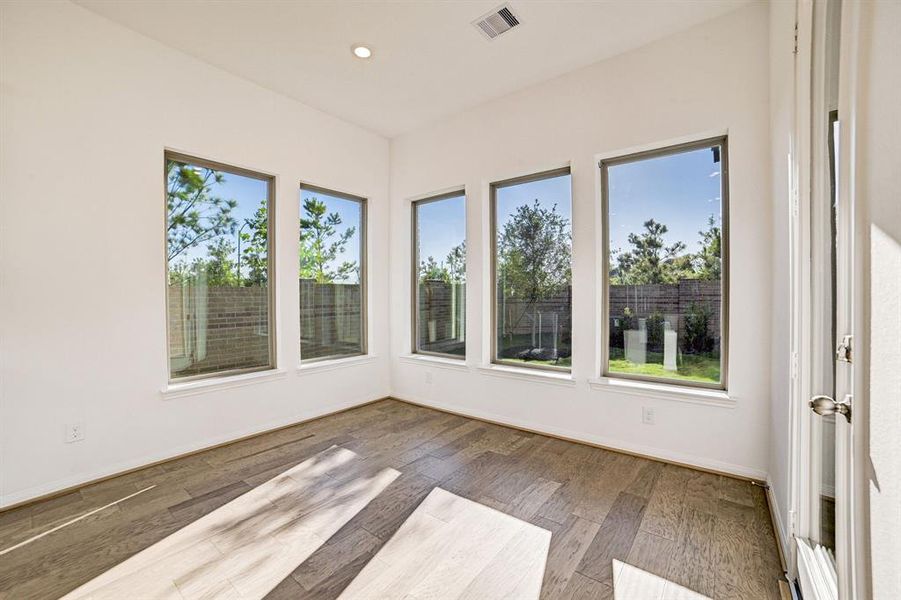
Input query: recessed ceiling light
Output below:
<box><xmin>352</xmin><ymin>45</ymin><xmax>372</xmax><ymax>59</ymax></box>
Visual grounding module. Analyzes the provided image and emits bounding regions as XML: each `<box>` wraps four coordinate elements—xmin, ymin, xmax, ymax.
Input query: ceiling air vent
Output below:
<box><xmin>472</xmin><ymin>4</ymin><xmax>521</xmax><ymax>40</ymax></box>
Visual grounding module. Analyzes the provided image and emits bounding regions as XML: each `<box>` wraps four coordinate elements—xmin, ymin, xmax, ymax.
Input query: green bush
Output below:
<box><xmin>646</xmin><ymin>311</ymin><xmax>665</xmax><ymax>352</ymax></box>
<box><xmin>683</xmin><ymin>302</ymin><xmax>714</xmax><ymax>353</ymax></box>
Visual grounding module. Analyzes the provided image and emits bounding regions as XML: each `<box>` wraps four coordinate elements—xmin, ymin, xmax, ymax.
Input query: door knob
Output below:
<box><xmin>809</xmin><ymin>394</ymin><xmax>852</xmax><ymax>423</ymax></box>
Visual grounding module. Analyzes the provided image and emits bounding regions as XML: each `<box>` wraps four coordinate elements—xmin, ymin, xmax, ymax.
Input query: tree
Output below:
<box><xmin>166</xmin><ymin>161</ymin><xmax>237</xmax><ymax>263</ymax></box>
<box><xmin>299</xmin><ymin>197</ymin><xmax>357</xmax><ymax>283</ymax></box>
<box><xmin>610</xmin><ymin>219</ymin><xmax>690</xmax><ymax>285</ymax></box>
<box><xmin>498</xmin><ymin>200</ymin><xmax>571</xmax><ymax>303</ymax></box>
<box><xmin>445</xmin><ymin>241</ymin><xmax>466</xmax><ymax>284</ymax></box>
<box><xmin>169</xmin><ymin>238</ymin><xmax>238</xmax><ymax>286</ymax></box>
<box><xmin>240</xmin><ymin>199</ymin><xmax>269</xmax><ymax>286</ymax></box>
<box><xmin>695</xmin><ymin>215</ymin><xmax>721</xmax><ymax>281</ymax></box>
<box><xmin>419</xmin><ymin>256</ymin><xmax>449</xmax><ymax>281</ymax></box>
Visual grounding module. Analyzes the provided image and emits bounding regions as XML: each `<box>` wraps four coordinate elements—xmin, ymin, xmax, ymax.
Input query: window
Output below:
<box><xmin>491</xmin><ymin>168</ymin><xmax>573</xmax><ymax>371</ymax></box>
<box><xmin>601</xmin><ymin>137</ymin><xmax>728</xmax><ymax>389</ymax></box>
<box><xmin>165</xmin><ymin>153</ymin><xmax>275</xmax><ymax>381</ymax></box>
<box><xmin>299</xmin><ymin>185</ymin><xmax>366</xmax><ymax>361</ymax></box>
<box><xmin>412</xmin><ymin>192</ymin><xmax>466</xmax><ymax>358</ymax></box>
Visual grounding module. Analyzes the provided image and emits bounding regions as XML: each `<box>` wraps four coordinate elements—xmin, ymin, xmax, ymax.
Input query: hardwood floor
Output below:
<box><xmin>0</xmin><ymin>399</ymin><xmax>784</xmax><ymax>599</ymax></box>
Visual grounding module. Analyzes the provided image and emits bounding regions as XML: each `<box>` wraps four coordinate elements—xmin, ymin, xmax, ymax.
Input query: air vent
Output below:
<box><xmin>472</xmin><ymin>4</ymin><xmax>521</xmax><ymax>40</ymax></box>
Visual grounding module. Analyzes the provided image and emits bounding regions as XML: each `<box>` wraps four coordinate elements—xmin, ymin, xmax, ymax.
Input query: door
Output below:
<box><xmin>796</xmin><ymin>0</ymin><xmax>857</xmax><ymax>598</ymax></box>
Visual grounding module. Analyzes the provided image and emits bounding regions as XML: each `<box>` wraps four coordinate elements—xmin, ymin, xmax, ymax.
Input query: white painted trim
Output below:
<box><xmin>296</xmin><ymin>354</ymin><xmax>379</xmax><ymax>375</ymax></box>
<box><xmin>768</xmin><ymin>475</ymin><xmax>792</xmax><ymax>572</ymax></box>
<box><xmin>0</xmin><ymin>393</ymin><xmax>383</xmax><ymax>508</ymax></box>
<box><xmin>587</xmin><ymin>377</ymin><xmax>734</xmax><ymax>408</ymax></box>
<box><xmin>477</xmin><ymin>363</ymin><xmax>577</xmax><ymax>387</ymax></box>
<box><xmin>394</xmin><ymin>395</ymin><xmax>767</xmax><ymax>480</ymax></box>
<box><xmin>398</xmin><ymin>354</ymin><xmax>469</xmax><ymax>371</ymax></box>
<box><xmin>161</xmin><ymin>368</ymin><xmax>287</xmax><ymax>400</ymax></box>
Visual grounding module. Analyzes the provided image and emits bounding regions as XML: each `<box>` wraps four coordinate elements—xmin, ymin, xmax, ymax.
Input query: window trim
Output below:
<box><xmin>411</xmin><ymin>189</ymin><xmax>467</xmax><ymax>361</ymax></box>
<box><xmin>164</xmin><ymin>150</ymin><xmax>277</xmax><ymax>384</ymax></box>
<box><xmin>490</xmin><ymin>166</ymin><xmax>573</xmax><ymax>373</ymax></box>
<box><xmin>599</xmin><ymin>135</ymin><xmax>730</xmax><ymax>391</ymax></box>
<box><xmin>298</xmin><ymin>183</ymin><xmax>368</xmax><ymax>364</ymax></box>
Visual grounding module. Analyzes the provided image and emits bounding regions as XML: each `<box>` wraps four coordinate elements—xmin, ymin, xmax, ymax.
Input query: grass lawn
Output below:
<box><xmin>608</xmin><ymin>348</ymin><xmax>720</xmax><ymax>384</ymax></box>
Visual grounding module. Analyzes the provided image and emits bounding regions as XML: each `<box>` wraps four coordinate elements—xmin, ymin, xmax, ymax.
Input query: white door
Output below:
<box><xmin>796</xmin><ymin>0</ymin><xmax>862</xmax><ymax>598</ymax></box>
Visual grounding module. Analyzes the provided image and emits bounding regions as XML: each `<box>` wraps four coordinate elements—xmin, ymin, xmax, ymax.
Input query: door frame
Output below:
<box><xmin>788</xmin><ymin>0</ymin><xmax>869</xmax><ymax>597</ymax></box>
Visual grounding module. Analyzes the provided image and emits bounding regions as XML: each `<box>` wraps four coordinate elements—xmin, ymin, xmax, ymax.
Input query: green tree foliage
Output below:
<box><xmin>610</xmin><ymin>219</ymin><xmax>690</xmax><ymax>285</ymax></box>
<box><xmin>445</xmin><ymin>241</ymin><xmax>466</xmax><ymax>284</ymax></box>
<box><xmin>418</xmin><ymin>241</ymin><xmax>466</xmax><ymax>284</ymax></box>
<box><xmin>299</xmin><ymin>197</ymin><xmax>357</xmax><ymax>283</ymax></box>
<box><xmin>695</xmin><ymin>215</ymin><xmax>721</xmax><ymax>281</ymax></box>
<box><xmin>611</xmin><ymin>216</ymin><xmax>722</xmax><ymax>285</ymax></box>
<box><xmin>240</xmin><ymin>199</ymin><xmax>268</xmax><ymax>286</ymax></box>
<box><xmin>166</xmin><ymin>161</ymin><xmax>237</xmax><ymax>263</ymax></box>
<box><xmin>498</xmin><ymin>200</ymin><xmax>571</xmax><ymax>303</ymax></box>
<box><xmin>419</xmin><ymin>256</ymin><xmax>449</xmax><ymax>281</ymax></box>
<box><xmin>169</xmin><ymin>239</ymin><xmax>239</xmax><ymax>286</ymax></box>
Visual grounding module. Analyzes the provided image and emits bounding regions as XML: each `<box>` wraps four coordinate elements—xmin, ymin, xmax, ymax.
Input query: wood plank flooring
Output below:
<box><xmin>0</xmin><ymin>399</ymin><xmax>785</xmax><ymax>600</ymax></box>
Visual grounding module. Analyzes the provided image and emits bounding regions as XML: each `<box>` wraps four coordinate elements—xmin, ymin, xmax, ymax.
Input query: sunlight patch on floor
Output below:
<box><xmin>61</xmin><ymin>446</ymin><xmax>399</xmax><ymax>600</ymax></box>
<box><xmin>339</xmin><ymin>487</ymin><xmax>551</xmax><ymax>599</ymax></box>
<box><xmin>613</xmin><ymin>559</ymin><xmax>711</xmax><ymax>600</ymax></box>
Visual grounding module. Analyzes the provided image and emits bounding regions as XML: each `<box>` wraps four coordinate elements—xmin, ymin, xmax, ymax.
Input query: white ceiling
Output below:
<box><xmin>76</xmin><ymin>0</ymin><xmax>750</xmax><ymax>138</ymax></box>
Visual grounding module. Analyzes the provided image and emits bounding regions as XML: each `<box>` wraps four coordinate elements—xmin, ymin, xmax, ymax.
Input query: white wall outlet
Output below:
<box><xmin>641</xmin><ymin>407</ymin><xmax>655</xmax><ymax>425</ymax></box>
<box><xmin>65</xmin><ymin>421</ymin><xmax>85</xmax><ymax>443</ymax></box>
<box><xmin>425</xmin><ymin>371</ymin><xmax>433</xmax><ymax>384</ymax></box>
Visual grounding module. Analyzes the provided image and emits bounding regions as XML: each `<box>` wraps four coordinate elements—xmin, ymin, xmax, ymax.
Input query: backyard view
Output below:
<box><xmin>494</xmin><ymin>171</ymin><xmax>573</xmax><ymax>370</ymax></box>
<box><xmin>299</xmin><ymin>187</ymin><xmax>364</xmax><ymax>361</ymax></box>
<box><xmin>165</xmin><ymin>157</ymin><xmax>272</xmax><ymax>379</ymax></box>
<box><xmin>605</xmin><ymin>141</ymin><xmax>725</xmax><ymax>385</ymax></box>
<box><xmin>414</xmin><ymin>194</ymin><xmax>466</xmax><ymax>357</ymax></box>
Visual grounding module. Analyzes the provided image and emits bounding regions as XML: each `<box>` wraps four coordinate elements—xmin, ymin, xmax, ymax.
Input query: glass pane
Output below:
<box><xmin>414</xmin><ymin>194</ymin><xmax>466</xmax><ymax>357</ymax></box>
<box><xmin>494</xmin><ymin>172</ymin><xmax>572</xmax><ymax>370</ymax></box>
<box><xmin>166</xmin><ymin>157</ymin><xmax>272</xmax><ymax>379</ymax></box>
<box><xmin>606</xmin><ymin>143</ymin><xmax>724</xmax><ymax>386</ymax></box>
<box><xmin>299</xmin><ymin>187</ymin><xmax>364</xmax><ymax>361</ymax></box>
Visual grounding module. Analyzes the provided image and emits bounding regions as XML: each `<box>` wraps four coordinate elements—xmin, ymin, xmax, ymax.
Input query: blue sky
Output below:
<box><xmin>607</xmin><ymin>146</ymin><xmax>722</xmax><ymax>254</ymax></box>
<box><xmin>416</xmin><ymin>194</ymin><xmax>466</xmax><ymax>268</ymax></box>
<box><xmin>173</xmin><ymin>146</ymin><xmax>721</xmax><ymax>279</ymax></box>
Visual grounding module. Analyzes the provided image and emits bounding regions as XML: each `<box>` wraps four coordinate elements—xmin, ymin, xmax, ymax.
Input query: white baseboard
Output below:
<box><xmin>0</xmin><ymin>393</ymin><xmax>385</xmax><ymax>509</ymax></box>
<box><xmin>767</xmin><ymin>475</ymin><xmax>791</xmax><ymax>573</ymax></box>
<box><xmin>393</xmin><ymin>395</ymin><xmax>768</xmax><ymax>481</ymax></box>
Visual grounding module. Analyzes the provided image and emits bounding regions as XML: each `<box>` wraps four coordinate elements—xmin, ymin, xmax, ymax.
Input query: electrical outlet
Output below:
<box><xmin>65</xmin><ymin>422</ymin><xmax>85</xmax><ymax>443</ymax></box>
<box><xmin>425</xmin><ymin>371</ymin><xmax>433</xmax><ymax>384</ymax></box>
<box><xmin>641</xmin><ymin>407</ymin><xmax>655</xmax><ymax>425</ymax></box>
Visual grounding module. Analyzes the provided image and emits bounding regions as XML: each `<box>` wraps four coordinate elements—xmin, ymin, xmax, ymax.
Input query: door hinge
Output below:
<box><xmin>791</xmin><ymin>351</ymin><xmax>799</xmax><ymax>380</ymax></box>
<box><xmin>836</xmin><ymin>334</ymin><xmax>852</xmax><ymax>363</ymax></box>
<box><xmin>793</xmin><ymin>22</ymin><xmax>799</xmax><ymax>55</ymax></box>
<box><xmin>789</xmin><ymin>509</ymin><xmax>798</xmax><ymax>535</ymax></box>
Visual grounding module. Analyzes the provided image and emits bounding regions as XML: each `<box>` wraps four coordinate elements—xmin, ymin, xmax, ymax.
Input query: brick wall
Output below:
<box><xmin>299</xmin><ymin>279</ymin><xmax>362</xmax><ymax>359</ymax></box>
<box><xmin>168</xmin><ymin>284</ymin><xmax>270</xmax><ymax>377</ymax></box>
<box><xmin>417</xmin><ymin>280</ymin><xmax>465</xmax><ymax>353</ymax></box>
<box><xmin>169</xmin><ymin>279</ymin><xmax>366</xmax><ymax>374</ymax></box>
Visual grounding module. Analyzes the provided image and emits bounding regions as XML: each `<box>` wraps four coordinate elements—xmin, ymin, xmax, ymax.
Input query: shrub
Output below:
<box><xmin>683</xmin><ymin>302</ymin><xmax>714</xmax><ymax>353</ymax></box>
<box><xmin>646</xmin><ymin>311</ymin><xmax>666</xmax><ymax>352</ymax></box>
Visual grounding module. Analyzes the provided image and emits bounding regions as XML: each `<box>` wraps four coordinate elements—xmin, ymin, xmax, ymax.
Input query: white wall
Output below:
<box><xmin>389</xmin><ymin>3</ymin><xmax>773</xmax><ymax>478</ymax></box>
<box><xmin>855</xmin><ymin>1</ymin><xmax>901</xmax><ymax>596</ymax></box>
<box><xmin>767</xmin><ymin>0</ymin><xmax>796</xmax><ymax>556</ymax></box>
<box><xmin>0</xmin><ymin>1</ymin><xmax>391</xmax><ymax>507</ymax></box>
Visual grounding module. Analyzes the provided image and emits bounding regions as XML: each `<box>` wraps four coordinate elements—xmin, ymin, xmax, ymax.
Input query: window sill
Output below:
<box><xmin>588</xmin><ymin>377</ymin><xmax>734</xmax><ymax>407</ymax></box>
<box><xmin>478</xmin><ymin>363</ymin><xmax>576</xmax><ymax>387</ymax></box>
<box><xmin>162</xmin><ymin>368</ymin><xmax>287</xmax><ymax>400</ymax></box>
<box><xmin>398</xmin><ymin>354</ymin><xmax>469</xmax><ymax>371</ymax></box>
<box><xmin>296</xmin><ymin>354</ymin><xmax>378</xmax><ymax>374</ymax></box>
